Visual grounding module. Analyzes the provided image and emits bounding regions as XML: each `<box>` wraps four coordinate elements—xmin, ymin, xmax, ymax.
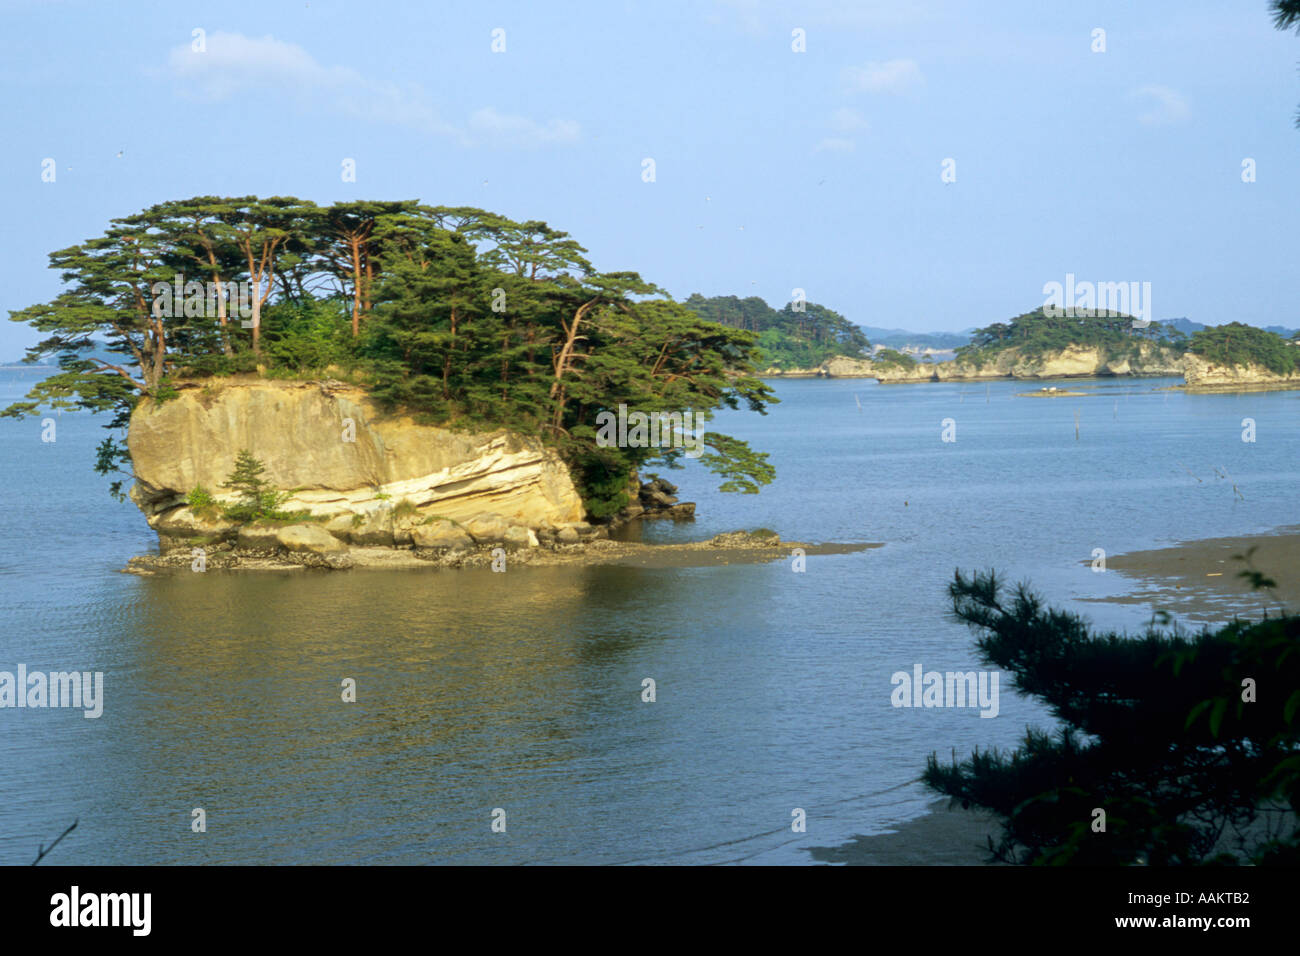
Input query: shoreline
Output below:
<box><xmin>805</xmin><ymin>799</ymin><xmax>1003</xmax><ymax>866</ymax></box>
<box><xmin>761</xmin><ymin>370</ymin><xmax>1300</xmax><ymax>392</ymax></box>
<box><xmin>833</xmin><ymin>525</ymin><xmax>1299</xmax><ymax>865</ymax></box>
<box><xmin>122</xmin><ymin>533</ymin><xmax>880</xmax><ymax>575</ymax></box>
<box><xmin>1081</xmin><ymin>525</ymin><xmax>1300</xmax><ymax>619</ymax></box>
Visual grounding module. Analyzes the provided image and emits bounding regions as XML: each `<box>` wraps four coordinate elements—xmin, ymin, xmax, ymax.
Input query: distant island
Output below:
<box><xmin>680</xmin><ymin>294</ymin><xmax>870</xmax><ymax>371</ymax></box>
<box><xmin>760</xmin><ymin>310</ymin><xmax>1300</xmax><ymax>389</ymax></box>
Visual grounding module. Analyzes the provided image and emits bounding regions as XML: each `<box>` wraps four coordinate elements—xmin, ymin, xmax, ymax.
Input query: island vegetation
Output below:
<box><xmin>1186</xmin><ymin>321</ymin><xmax>1300</xmax><ymax>376</ymax></box>
<box><xmin>871</xmin><ymin>348</ymin><xmax>918</xmax><ymax>369</ymax></box>
<box><xmin>681</xmin><ymin>294</ymin><xmax>870</xmax><ymax>370</ymax></box>
<box><xmin>2</xmin><ymin>197</ymin><xmax>780</xmax><ymax>518</ymax></box>
<box><xmin>955</xmin><ymin>309</ymin><xmax>1188</xmax><ymax>364</ymax></box>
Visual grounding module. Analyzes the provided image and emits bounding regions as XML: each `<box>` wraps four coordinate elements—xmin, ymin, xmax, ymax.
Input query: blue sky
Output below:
<box><xmin>2</xmin><ymin>0</ymin><xmax>1298</xmax><ymax>357</ymax></box>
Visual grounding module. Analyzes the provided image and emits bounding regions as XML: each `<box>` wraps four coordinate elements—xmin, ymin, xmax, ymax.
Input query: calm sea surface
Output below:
<box><xmin>1</xmin><ymin>367</ymin><xmax>1297</xmax><ymax>864</ymax></box>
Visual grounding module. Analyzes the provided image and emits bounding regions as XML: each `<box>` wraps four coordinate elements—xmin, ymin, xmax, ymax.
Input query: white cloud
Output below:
<box><xmin>1130</xmin><ymin>85</ymin><xmax>1190</xmax><ymax>125</ymax></box>
<box><xmin>844</xmin><ymin>58</ymin><xmax>924</xmax><ymax>95</ymax></box>
<box><xmin>830</xmin><ymin>107</ymin><xmax>868</xmax><ymax>132</ymax></box>
<box><xmin>468</xmin><ymin>108</ymin><xmax>580</xmax><ymax>147</ymax></box>
<box><xmin>164</xmin><ymin>32</ymin><xmax>578</xmax><ymax>148</ymax></box>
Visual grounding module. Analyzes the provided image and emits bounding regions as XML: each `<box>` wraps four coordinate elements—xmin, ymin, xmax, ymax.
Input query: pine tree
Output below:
<box><xmin>924</xmin><ymin>569</ymin><xmax>1300</xmax><ymax>864</ymax></box>
<box><xmin>220</xmin><ymin>450</ymin><xmax>285</xmax><ymax>522</ymax></box>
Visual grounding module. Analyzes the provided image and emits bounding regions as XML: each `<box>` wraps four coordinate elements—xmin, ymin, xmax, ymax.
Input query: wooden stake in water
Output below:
<box><xmin>1074</xmin><ymin>409</ymin><xmax>1080</xmax><ymax>441</ymax></box>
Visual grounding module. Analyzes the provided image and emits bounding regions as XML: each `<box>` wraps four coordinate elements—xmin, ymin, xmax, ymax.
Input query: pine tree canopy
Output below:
<box><xmin>925</xmin><ymin>569</ymin><xmax>1300</xmax><ymax>865</ymax></box>
<box><xmin>3</xmin><ymin>198</ymin><xmax>780</xmax><ymax>515</ymax></box>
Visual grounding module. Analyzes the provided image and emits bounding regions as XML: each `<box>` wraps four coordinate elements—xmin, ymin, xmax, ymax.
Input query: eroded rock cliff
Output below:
<box><xmin>779</xmin><ymin>344</ymin><xmax>1186</xmax><ymax>383</ymax></box>
<box><xmin>1182</xmin><ymin>354</ymin><xmax>1300</xmax><ymax>389</ymax></box>
<box><xmin>128</xmin><ymin>378</ymin><xmax>586</xmax><ymax>547</ymax></box>
<box><xmin>935</xmin><ymin>343</ymin><xmax>1183</xmax><ymax>381</ymax></box>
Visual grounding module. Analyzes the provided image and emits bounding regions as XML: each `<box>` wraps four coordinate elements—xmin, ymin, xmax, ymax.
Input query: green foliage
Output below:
<box><xmin>683</xmin><ymin>294</ymin><xmax>870</xmax><ymax>368</ymax></box>
<box><xmin>259</xmin><ymin>298</ymin><xmax>355</xmax><ymax>371</ymax></box>
<box><xmin>562</xmin><ymin>440</ymin><xmax>634</xmax><ymax>519</ymax></box>
<box><xmin>924</xmin><ymin>569</ymin><xmax>1300</xmax><ymax>865</ymax></box>
<box><xmin>696</xmin><ymin>432</ymin><xmax>775</xmax><ymax>494</ymax></box>
<box><xmin>1271</xmin><ymin>1</ymin><xmax>1300</xmax><ymax>127</ymax></box>
<box><xmin>92</xmin><ymin>436</ymin><xmax>132</xmax><ymax>502</ymax></box>
<box><xmin>959</xmin><ymin>310</ymin><xmax>1298</xmax><ymax>377</ymax></box>
<box><xmin>1188</xmin><ymin>322</ymin><xmax>1300</xmax><ymax>376</ymax></box>
<box><xmin>4</xmin><ymin>197</ymin><xmax>782</xmax><ymax>516</ymax></box>
<box><xmin>958</xmin><ymin>309</ymin><xmax>1187</xmax><ymax>364</ymax></box>
<box><xmin>178</xmin><ymin>351</ymin><xmax>260</xmax><ymax>378</ymax></box>
<box><xmin>873</xmin><ymin>348</ymin><xmax>917</xmax><ymax>368</ymax></box>
<box><xmin>392</xmin><ymin>499</ymin><xmax>419</xmax><ymax>519</ymax></box>
<box><xmin>186</xmin><ymin>485</ymin><xmax>217</xmax><ymax>515</ymax></box>
<box><xmin>219</xmin><ymin>450</ymin><xmax>293</xmax><ymax>523</ymax></box>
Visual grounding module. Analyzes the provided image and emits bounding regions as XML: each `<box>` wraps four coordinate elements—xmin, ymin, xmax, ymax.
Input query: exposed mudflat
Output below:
<box><xmin>1079</xmin><ymin>526</ymin><xmax>1300</xmax><ymax>619</ymax></box>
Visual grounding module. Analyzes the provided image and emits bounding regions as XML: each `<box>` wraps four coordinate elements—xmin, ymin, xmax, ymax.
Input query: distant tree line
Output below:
<box><xmin>1186</xmin><ymin>322</ymin><xmax>1300</xmax><ymax>376</ymax></box>
<box><xmin>958</xmin><ymin>310</ymin><xmax>1189</xmax><ymax>362</ymax></box>
<box><xmin>681</xmin><ymin>294</ymin><xmax>871</xmax><ymax>369</ymax></box>
<box><xmin>957</xmin><ymin>310</ymin><xmax>1300</xmax><ymax>375</ymax></box>
<box><xmin>872</xmin><ymin>348</ymin><xmax>918</xmax><ymax>369</ymax></box>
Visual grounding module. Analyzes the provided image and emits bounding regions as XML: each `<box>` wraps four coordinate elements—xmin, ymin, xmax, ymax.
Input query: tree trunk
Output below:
<box><xmin>550</xmin><ymin>299</ymin><xmax>596</xmax><ymax>398</ymax></box>
<box><xmin>350</xmin><ymin>235</ymin><xmax>362</xmax><ymax>337</ymax></box>
<box><xmin>203</xmin><ymin>249</ymin><xmax>234</xmax><ymax>357</ymax></box>
<box><xmin>363</xmin><ymin>246</ymin><xmax>374</xmax><ymax>319</ymax></box>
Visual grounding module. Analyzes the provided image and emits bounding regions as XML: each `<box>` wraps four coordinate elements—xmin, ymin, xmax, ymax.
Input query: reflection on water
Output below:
<box><xmin>2</xmin><ymin>371</ymin><xmax>1298</xmax><ymax>863</ymax></box>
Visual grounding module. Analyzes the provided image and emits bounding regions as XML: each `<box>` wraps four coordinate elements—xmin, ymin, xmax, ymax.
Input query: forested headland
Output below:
<box><xmin>1185</xmin><ymin>321</ymin><xmax>1300</xmax><ymax>376</ymax></box>
<box><xmin>681</xmin><ymin>294</ymin><xmax>870</xmax><ymax>370</ymax></box>
<box><xmin>958</xmin><ymin>310</ymin><xmax>1300</xmax><ymax>374</ymax></box>
<box><xmin>956</xmin><ymin>309</ymin><xmax>1189</xmax><ymax>362</ymax></box>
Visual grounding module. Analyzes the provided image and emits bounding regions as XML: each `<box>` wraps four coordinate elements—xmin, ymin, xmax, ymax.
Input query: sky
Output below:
<box><xmin>2</xmin><ymin>0</ymin><xmax>1298</xmax><ymax>358</ymax></box>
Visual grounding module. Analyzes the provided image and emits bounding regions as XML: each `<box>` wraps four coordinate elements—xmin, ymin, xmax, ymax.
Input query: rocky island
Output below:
<box><xmin>1</xmin><ymin>196</ymin><xmax>877</xmax><ymax>575</ymax></box>
<box><xmin>762</xmin><ymin>314</ymin><xmax>1300</xmax><ymax>391</ymax></box>
<box><xmin>778</xmin><ymin>341</ymin><xmax>1184</xmax><ymax>382</ymax></box>
<box><xmin>119</xmin><ymin>377</ymin><xmax>828</xmax><ymax>574</ymax></box>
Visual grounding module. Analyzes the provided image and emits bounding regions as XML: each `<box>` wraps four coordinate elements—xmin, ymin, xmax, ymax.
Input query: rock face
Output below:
<box><xmin>782</xmin><ymin>344</ymin><xmax>1186</xmax><ymax>383</ymax></box>
<box><xmin>827</xmin><ymin>356</ymin><xmax>935</xmax><ymax>381</ymax></box>
<box><xmin>128</xmin><ymin>378</ymin><xmax>586</xmax><ymax>545</ymax></box>
<box><xmin>823</xmin><ymin>356</ymin><xmax>890</xmax><ymax>378</ymax></box>
<box><xmin>1182</xmin><ymin>354</ymin><xmax>1300</xmax><ymax>389</ymax></box>
<box><xmin>762</xmin><ymin>365</ymin><xmax>831</xmax><ymax>378</ymax></box>
<box><xmin>636</xmin><ymin>475</ymin><xmax>696</xmax><ymax>519</ymax></box>
<box><xmin>610</xmin><ymin>474</ymin><xmax>695</xmax><ymax>523</ymax></box>
<box><xmin>410</xmin><ymin>518</ymin><xmax>473</xmax><ymax>550</ymax></box>
<box><xmin>941</xmin><ymin>344</ymin><xmax>1184</xmax><ymax>381</ymax></box>
<box><xmin>770</xmin><ymin>346</ymin><xmax>1300</xmax><ymax>390</ymax></box>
